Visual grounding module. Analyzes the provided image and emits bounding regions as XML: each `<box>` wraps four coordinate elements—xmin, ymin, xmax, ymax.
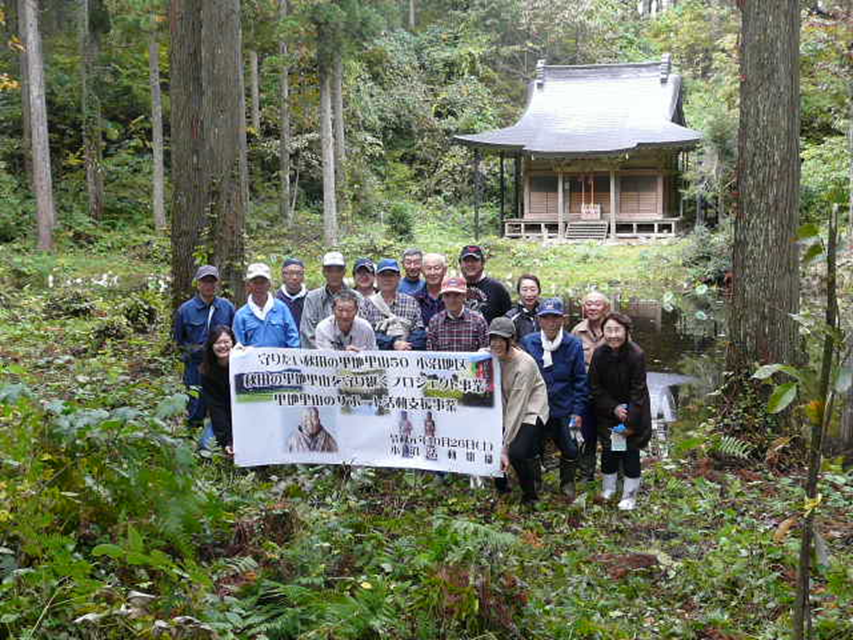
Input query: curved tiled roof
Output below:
<box><xmin>455</xmin><ymin>58</ymin><xmax>701</xmax><ymax>157</ymax></box>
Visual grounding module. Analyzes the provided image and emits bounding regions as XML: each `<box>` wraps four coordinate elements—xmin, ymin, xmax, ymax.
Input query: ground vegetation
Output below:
<box><xmin>2</xmin><ymin>1</ymin><xmax>853</xmax><ymax>637</ymax></box>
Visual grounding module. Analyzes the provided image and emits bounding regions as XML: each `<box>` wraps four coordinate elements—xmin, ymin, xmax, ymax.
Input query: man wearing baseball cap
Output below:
<box><xmin>300</xmin><ymin>251</ymin><xmax>361</xmax><ymax>348</ymax></box>
<box><xmin>520</xmin><ymin>298</ymin><xmax>588</xmax><ymax>500</ymax></box>
<box><xmin>426</xmin><ymin>275</ymin><xmax>488</xmax><ymax>352</ymax></box>
<box><xmin>233</xmin><ymin>262</ymin><xmax>300</xmax><ymax>348</ymax></box>
<box><xmin>174</xmin><ymin>265</ymin><xmax>236</xmax><ymax>424</ymax></box>
<box><xmin>359</xmin><ymin>258</ymin><xmax>425</xmax><ymax>350</ymax></box>
<box><xmin>275</xmin><ymin>258</ymin><xmax>308</xmax><ymax>329</ymax></box>
<box><xmin>459</xmin><ymin>244</ymin><xmax>512</xmax><ymax>323</ymax></box>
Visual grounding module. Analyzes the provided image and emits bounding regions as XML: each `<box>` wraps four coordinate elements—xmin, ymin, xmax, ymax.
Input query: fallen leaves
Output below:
<box><xmin>590</xmin><ymin>553</ymin><xmax>659</xmax><ymax>580</ymax></box>
<box><xmin>773</xmin><ymin>515</ymin><xmax>798</xmax><ymax>543</ymax></box>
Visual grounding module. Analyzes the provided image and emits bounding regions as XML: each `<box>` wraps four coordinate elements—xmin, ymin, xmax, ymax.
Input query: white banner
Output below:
<box><xmin>230</xmin><ymin>348</ymin><xmax>503</xmax><ymax>476</ymax></box>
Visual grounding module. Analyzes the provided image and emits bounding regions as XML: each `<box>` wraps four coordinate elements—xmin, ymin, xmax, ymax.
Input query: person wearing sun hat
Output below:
<box><xmin>300</xmin><ymin>251</ymin><xmax>361</xmax><ymax>349</ymax></box>
<box><xmin>174</xmin><ymin>265</ymin><xmax>236</xmax><ymax>424</ymax></box>
<box><xmin>426</xmin><ymin>275</ymin><xmax>488</xmax><ymax>352</ymax></box>
<box><xmin>520</xmin><ymin>297</ymin><xmax>588</xmax><ymax>500</ymax></box>
<box><xmin>233</xmin><ymin>262</ymin><xmax>300</xmax><ymax>348</ymax></box>
<box><xmin>488</xmin><ymin>316</ymin><xmax>549</xmax><ymax>504</ymax></box>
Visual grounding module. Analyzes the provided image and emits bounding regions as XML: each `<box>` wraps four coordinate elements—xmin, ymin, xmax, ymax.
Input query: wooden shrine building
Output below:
<box><xmin>455</xmin><ymin>56</ymin><xmax>701</xmax><ymax>240</ymax></box>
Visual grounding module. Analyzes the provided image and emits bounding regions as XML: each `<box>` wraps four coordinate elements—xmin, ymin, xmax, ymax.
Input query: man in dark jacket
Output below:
<box><xmin>520</xmin><ymin>298</ymin><xmax>588</xmax><ymax>499</ymax></box>
<box><xmin>458</xmin><ymin>244</ymin><xmax>512</xmax><ymax>323</ymax></box>
<box><xmin>505</xmin><ymin>274</ymin><xmax>542</xmax><ymax>340</ymax></box>
<box><xmin>275</xmin><ymin>258</ymin><xmax>307</xmax><ymax>329</ymax></box>
<box><xmin>174</xmin><ymin>265</ymin><xmax>235</xmax><ymax>425</ymax></box>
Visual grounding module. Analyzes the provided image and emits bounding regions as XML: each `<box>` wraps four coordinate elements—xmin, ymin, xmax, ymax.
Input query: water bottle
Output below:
<box><xmin>611</xmin><ymin>404</ymin><xmax>628</xmax><ymax>452</ymax></box>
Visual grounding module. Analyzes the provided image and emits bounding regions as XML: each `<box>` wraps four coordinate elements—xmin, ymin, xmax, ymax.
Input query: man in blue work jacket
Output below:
<box><xmin>174</xmin><ymin>265</ymin><xmax>236</xmax><ymax>424</ymax></box>
<box><xmin>520</xmin><ymin>298</ymin><xmax>588</xmax><ymax>500</ymax></box>
<box><xmin>233</xmin><ymin>263</ymin><xmax>300</xmax><ymax>348</ymax></box>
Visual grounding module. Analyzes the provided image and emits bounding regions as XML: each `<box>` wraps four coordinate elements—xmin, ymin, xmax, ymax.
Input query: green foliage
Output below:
<box><xmin>44</xmin><ymin>288</ymin><xmax>96</xmax><ymax>320</ymax></box>
<box><xmin>0</xmin><ymin>251</ymin><xmax>58</xmax><ymax>288</ymax></box>
<box><xmin>681</xmin><ymin>218</ymin><xmax>732</xmax><ymax>284</ymax></box>
<box><xmin>89</xmin><ymin>315</ymin><xmax>131</xmax><ymax>352</ymax></box>
<box><xmin>752</xmin><ymin>221</ymin><xmax>852</xmax><ymax>420</ymax></box>
<box><xmin>0</xmin><ymin>388</ymin><xmax>229</xmax><ymax>635</ymax></box>
<box><xmin>0</xmin><ymin>161</ymin><xmax>31</xmax><ymax>243</ymax></box>
<box><xmin>119</xmin><ymin>288</ymin><xmax>160</xmax><ymax>333</ymax></box>
<box><xmin>385</xmin><ymin>201</ymin><xmax>415</xmax><ymax>241</ymax></box>
<box><xmin>644</xmin><ymin>0</ymin><xmax>739</xmax><ymax>81</ymax></box>
<box><xmin>712</xmin><ymin>435</ymin><xmax>753</xmax><ymax>460</ymax></box>
<box><xmin>801</xmin><ymin>136</ymin><xmax>848</xmax><ymax>222</ymax></box>
<box><xmin>801</xmin><ymin>12</ymin><xmax>851</xmax><ymax>141</ymax></box>
<box><xmin>5</xmin><ymin>3</ymin><xmax>853</xmax><ymax>637</ymax></box>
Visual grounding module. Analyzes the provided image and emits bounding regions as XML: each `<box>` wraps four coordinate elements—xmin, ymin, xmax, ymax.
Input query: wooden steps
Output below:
<box><xmin>565</xmin><ymin>221</ymin><xmax>609</xmax><ymax>241</ymax></box>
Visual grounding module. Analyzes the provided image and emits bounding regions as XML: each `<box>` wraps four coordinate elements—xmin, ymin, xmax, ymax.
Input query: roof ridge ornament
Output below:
<box><xmin>536</xmin><ymin>59</ymin><xmax>546</xmax><ymax>88</ymax></box>
<box><xmin>660</xmin><ymin>53</ymin><xmax>671</xmax><ymax>84</ymax></box>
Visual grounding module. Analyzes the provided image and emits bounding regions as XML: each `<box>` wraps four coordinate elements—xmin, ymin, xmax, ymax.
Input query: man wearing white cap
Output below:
<box><xmin>300</xmin><ymin>251</ymin><xmax>361</xmax><ymax>348</ymax></box>
<box><xmin>233</xmin><ymin>263</ymin><xmax>300</xmax><ymax>348</ymax></box>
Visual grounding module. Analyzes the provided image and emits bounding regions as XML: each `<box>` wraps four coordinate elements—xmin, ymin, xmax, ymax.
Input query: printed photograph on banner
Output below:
<box><xmin>422</xmin><ymin>352</ymin><xmax>494</xmax><ymax>408</ymax></box>
<box><xmin>424</xmin><ymin>411</ymin><xmax>438</xmax><ymax>461</ymax></box>
<box><xmin>286</xmin><ymin>407</ymin><xmax>338</xmax><ymax>453</ymax></box>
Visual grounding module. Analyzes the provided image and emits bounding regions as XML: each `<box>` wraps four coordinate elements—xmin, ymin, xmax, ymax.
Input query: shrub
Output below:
<box><xmin>90</xmin><ymin>316</ymin><xmax>132</xmax><ymax>351</ymax></box>
<box><xmin>0</xmin><ymin>162</ymin><xmax>30</xmax><ymax>243</ymax></box>
<box><xmin>681</xmin><ymin>218</ymin><xmax>732</xmax><ymax>284</ymax></box>
<box><xmin>44</xmin><ymin>288</ymin><xmax>95</xmax><ymax>319</ymax></box>
<box><xmin>385</xmin><ymin>201</ymin><xmax>415</xmax><ymax>241</ymax></box>
<box><xmin>120</xmin><ymin>289</ymin><xmax>160</xmax><ymax>333</ymax></box>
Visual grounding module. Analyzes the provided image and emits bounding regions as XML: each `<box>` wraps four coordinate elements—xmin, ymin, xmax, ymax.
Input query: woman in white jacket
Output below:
<box><xmin>487</xmin><ymin>317</ymin><xmax>550</xmax><ymax>504</ymax></box>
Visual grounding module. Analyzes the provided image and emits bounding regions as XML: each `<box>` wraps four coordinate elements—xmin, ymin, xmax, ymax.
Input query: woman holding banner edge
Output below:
<box><xmin>200</xmin><ymin>325</ymin><xmax>237</xmax><ymax>455</ymax></box>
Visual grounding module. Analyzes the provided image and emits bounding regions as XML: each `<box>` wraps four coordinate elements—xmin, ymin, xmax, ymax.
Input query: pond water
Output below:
<box><xmin>563</xmin><ymin>294</ymin><xmax>724</xmax><ymax>372</ymax></box>
<box><xmin>564</xmin><ymin>293</ymin><xmax>727</xmax><ymax>457</ymax></box>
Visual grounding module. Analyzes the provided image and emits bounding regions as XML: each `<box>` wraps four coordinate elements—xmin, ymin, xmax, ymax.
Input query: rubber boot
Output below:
<box><xmin>518</xmin><ymin>459</ymin><xmax>539</xmax><ymax>504</ymax></box>
<box><xmin>618</xmin><ymin>476</ymin><xmax>641</xmax><ymax>511</ymax></box>
<box><xmin>533</xmin><ymin>456</ymin><xmax>543</xmax><ymax>494</ymax></box>
<box><xmin>577</xmin><ymin>443</ymin><xmax>596</xmax><ymax>483</ymax></box>
<box><xmin>600</xmin><ymin>473</ymin><xmax>618</xmax><ymax>500</ymax></box>
<box><xmin>559</xmin><ymin>458</ymin><xmax>577</xmax><ymax>500</ymax></box>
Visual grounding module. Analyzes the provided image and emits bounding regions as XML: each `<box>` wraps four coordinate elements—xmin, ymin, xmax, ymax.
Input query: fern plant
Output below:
<box><xmin>712</xmin><ymin>434</ymin><xmax>753</xmax><ymax>460</ymax></box>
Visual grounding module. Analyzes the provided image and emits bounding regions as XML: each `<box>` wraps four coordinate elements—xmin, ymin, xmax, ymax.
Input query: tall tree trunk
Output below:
<box><xmin>408</xmin><ymin>0</ymin><xmax>415</xmax><ymax>30</ymax></box>
<box><xmin>169</xmin><ymin>0</ymin><xmax>204</xmax><ymax>312</ymax></box>
<box><xmin>202</xmin><ymin>0</ymin><xmax>247</xmax><ymax>303</ymax></box>
<box><xmin>21</xmin><ymin>0</ymin><xmax>55</xmax><ymax>251</ymax></box>
<box><xmin>149</xmin><ymin>31</ymin><xmax>166</xmax><ymax>231</ymax></box>
<box><xmin>331</xmin><ymin>50</ymin><xmax>346</xmax><ymax>218</ymax></box>
<box><xmin>249</xmin><ymin>49</ymin><xmax>261</xmax><ymax>133</ymax></box>
<box><xmin>842</xmin><ymin>75</ymin><xmax>853</xmax><ymax>452</ymax></box>
<box><xmin>278</xmin><ymin>0</ymin><xmax>291</xmax><ymax>222</ymax></box>
<box><xmin>14</xmin><ymin>0</ymin><xmax>33</xmax><ymax>187</ymax></box>
<box><xmin>80</xmin><ymin>0</ymin><xmax>105</xmax><ymax>221</ymax></box>
<box><xmin>319</xmin><ymin>56</ymin><xmax>337</xmax><ymax>245</ymax></box>
<box><xmin>727</xmin><ymin>0</ymin><xmax>800</xmax><ymax>371</ymax></box>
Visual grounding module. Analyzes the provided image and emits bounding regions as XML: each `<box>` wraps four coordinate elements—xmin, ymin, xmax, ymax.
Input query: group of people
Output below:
<box><xmin>174</xmin><ymin>244</ymin><xmax>651</xmax><ymax>510</ymax></box>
